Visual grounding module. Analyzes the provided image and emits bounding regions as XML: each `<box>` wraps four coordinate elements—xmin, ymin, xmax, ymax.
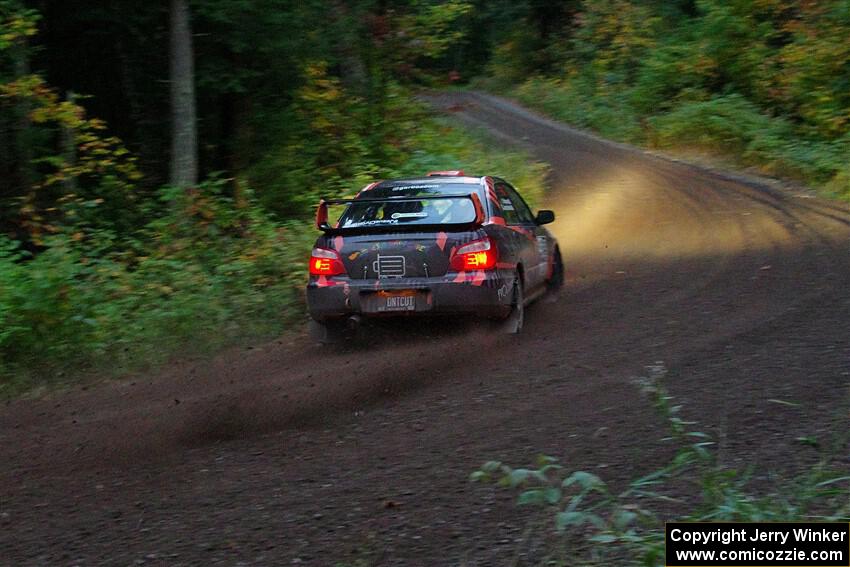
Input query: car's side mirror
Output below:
<box><xmin>535</xmin><ymin>209</ymin><xmax>555</xmax><ymax>225</ymax></box>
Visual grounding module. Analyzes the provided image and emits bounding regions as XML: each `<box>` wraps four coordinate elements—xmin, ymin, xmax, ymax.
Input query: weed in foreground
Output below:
<box><xmin>471</xmin><ymin>362</ymin><xmax>850</xmax><ymax>566</ymax></box>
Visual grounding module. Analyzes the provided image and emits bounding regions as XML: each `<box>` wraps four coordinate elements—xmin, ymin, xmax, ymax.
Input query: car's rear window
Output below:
<box><xmin>338</xmin><ymin>183</ymin><xmax>479</xmax><ymax>228</ymax></box>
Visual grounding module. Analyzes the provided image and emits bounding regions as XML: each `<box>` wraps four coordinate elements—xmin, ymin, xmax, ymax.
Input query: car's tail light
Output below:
<box><xmin>450</xmin><ymin>238</ymin><xmax>497</xmax><ymax>271</ymax></box>
<box><xmin>309</xmin><ymin>248</ymin><xmax>346</xmax><ymax>276</ymax></box>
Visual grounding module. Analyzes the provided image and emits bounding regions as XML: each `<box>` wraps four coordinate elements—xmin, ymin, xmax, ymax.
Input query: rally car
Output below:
<box><xmin>306</xmin><ymin>171</ymin><xmax>562</xmax><ymax>342</ymax></box>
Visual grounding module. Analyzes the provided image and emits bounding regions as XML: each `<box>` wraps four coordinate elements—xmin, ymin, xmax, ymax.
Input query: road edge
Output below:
<box><xmin>437</xmin><ymin>90</ymin><xmax>848</xmax><ymax>210</ymax></box>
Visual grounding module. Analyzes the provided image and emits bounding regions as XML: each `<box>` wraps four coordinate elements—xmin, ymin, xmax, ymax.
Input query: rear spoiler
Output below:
<box><xmin>315</xmin><ymin>193</ymin><xmax>486</xmax><ymax>232</ymax></box>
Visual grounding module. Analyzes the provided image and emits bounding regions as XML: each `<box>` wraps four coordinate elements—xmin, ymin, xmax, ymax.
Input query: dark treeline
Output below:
<box><xmin>2</xmin><ymin>0</ymin><xmax>480</xmax><ymax>237</ymax></box>
<box><xmin>24</xmin><ymin>0</ymin><xmax>575</xmax><ymax>188</ymax></box>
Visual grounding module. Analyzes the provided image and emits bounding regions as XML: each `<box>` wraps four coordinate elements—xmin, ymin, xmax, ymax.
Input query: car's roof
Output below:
<box><xmin>375</xmin><ymin>175</ymin><xmax>483</xmax><ymax>187</ymax></box>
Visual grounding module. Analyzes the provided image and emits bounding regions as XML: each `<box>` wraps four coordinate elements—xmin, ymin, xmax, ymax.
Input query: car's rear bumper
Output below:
<box><xmin>306</xmin><ymin>271</ymin><xmax>515</xmax><ymax>321</ymax></box>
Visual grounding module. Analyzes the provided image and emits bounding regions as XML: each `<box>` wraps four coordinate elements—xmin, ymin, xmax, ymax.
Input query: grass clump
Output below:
<box><xmin>0</xmin><ymin>180</ymin><xmax>314</xmax><ymax>395</ymax></box>
<box><xmin>470</xmin><ymin>363</ymin><xmax>850</xmax><ymax>566</ymax></box>
<box><xmin>507</xmin><ymin>77</ymin><xmax>850</xmax><ymax>201</ymax></box>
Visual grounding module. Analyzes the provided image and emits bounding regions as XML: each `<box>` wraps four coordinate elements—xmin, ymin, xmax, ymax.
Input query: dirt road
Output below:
<box><xmin>2</xmin><ymin>92</ymin><xmax>848</xmax><ymax>566</ymax></box>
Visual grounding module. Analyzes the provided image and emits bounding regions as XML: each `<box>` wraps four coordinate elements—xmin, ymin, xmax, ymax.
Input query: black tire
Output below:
<box><xmin>547</xmin><ymin>248</ymin><xmax>564</xmax><ymax>292</ymax></box>
<box><xmin>500</xmin><ymin>274</ymin><xmax>524</xmax><ymax>334</ymax></box>
<box><xmin>308</xmin><ymin>319</ymin><xmax>347</xmax><ymax>344</ymax></box>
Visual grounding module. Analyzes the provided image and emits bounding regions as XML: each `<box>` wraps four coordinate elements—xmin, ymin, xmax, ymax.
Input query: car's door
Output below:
<box><xmin>496</xmin><ymin>180</ymin><xmax>549</xmax><ymax>291</ymax></box>
<box><xmin>493</xmin><ymin>179</ymin><xmax>548</xmax><ymax>292</ymax></box>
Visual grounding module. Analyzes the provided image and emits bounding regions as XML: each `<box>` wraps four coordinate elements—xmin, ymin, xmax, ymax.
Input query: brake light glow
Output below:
<box><xmin>450</xmin><ymin>238</ymin><xmax>497</xmax><ymax>271</ymax></box>
<box><xmin>309</xmin><ymin>247</ymin><xmax>346</xmax><ymax>276</ymax></box>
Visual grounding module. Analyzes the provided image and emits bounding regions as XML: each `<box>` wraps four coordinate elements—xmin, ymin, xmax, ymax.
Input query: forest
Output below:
<box><xmin>1</xmin><ymin>0</ymin><xmax>848</xmax><ymax>392</ymax></box>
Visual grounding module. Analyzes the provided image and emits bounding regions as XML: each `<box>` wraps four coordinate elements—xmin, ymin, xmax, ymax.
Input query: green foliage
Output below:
<box><xmin>246</xmin><ymin>62</ymin><xmax>376</xmax><ymax>216</ymax></box>
<box><xmin>487</xmin><ymin>27</ymin><xmax>550</xmax><ymax>86</ymax></box>
<box><xmin>0</xmin><ymin>1</ymin><xmax>38</xmax><ymax>51</ymax></box>
<box><xmin>0</xmin><ymin>179</ymin><xmax>314</xmax><ymax>393</ymax></box>
<box><xmin>650</xmin><ymin>96</ymin><xmax>850</xmax><ymax>192</ymax></box>
<box><xmin>648</xmin><ymin>94</ymin><xmax>790</xmax><ymax>154</ymax></box>
<box><xmin>572</xmin><ymin>0</ymin><xmax>661</xmax><ymax>75</ymax></box>
<box><xmin>514</xmin><ymin>76</ymin><xmax>644</xmax><ymax>143</ymax></box>
<box><xmin>772</xmin><ymin>1</ymin><xmax>850</xmax><ymax>138</ymax></box>
<box><xmin>470</xmin><ymin>363</ymin><xmax>850</xmax><ymax>565</ymax></box>
<box><xmin>1</xmin><ymin>4</ymin><xmax>143</xmax><ymax>240</ymax></box>
<box><xmin>397</xmin><ymin>0</ymin><xmax>474</xmax><ymax>61</ymax></box>
<box><xmin>486</xmin><ymin>0</ymin><xmax>850</xmax><ymax>201</ymax></box>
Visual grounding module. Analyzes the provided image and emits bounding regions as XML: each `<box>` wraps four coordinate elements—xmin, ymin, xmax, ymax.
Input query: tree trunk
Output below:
<box><xmin>169</xmin><ymin>0</ymin><xmax>198</xmax><ymax>189</ymax></box>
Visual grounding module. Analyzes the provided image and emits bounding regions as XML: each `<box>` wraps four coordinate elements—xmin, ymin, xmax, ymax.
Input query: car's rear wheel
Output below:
<box><xmin>500</xmin><ymin>274</ymin><xmax>524</xmax><ymax>334</ymax></box>
<box><xmin>308</xmin><ymin>318</ymin><xmax>347</xmax><ymax>344</ymax></box>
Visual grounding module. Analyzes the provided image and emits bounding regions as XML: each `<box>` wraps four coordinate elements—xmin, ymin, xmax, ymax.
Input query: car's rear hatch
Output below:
<box><xmin>315</xmin><ymin>188</ymin><xmax>487</xmax><ymax>280</ymax></box>
<box><xmin>330</xmin><ymin>231</ymin><xmax>480</xmax><ymax>280</ymax></box>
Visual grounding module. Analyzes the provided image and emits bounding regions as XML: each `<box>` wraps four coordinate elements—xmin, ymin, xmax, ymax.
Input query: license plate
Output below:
<box><xmin>363</xmin><ymin>290</ymin><xmax>429</xmax><ymax>313</ymax></box>
<box><xmin>383</xmin><ymin>294</ymin><xmax>416</xmax><ymax>312</ymax></box>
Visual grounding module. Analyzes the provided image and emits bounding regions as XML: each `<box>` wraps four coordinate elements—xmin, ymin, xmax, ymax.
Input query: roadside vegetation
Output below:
<box><xmin>471</xmin><ymin>363</ymin><xmax>850</xmax><ymax>565</ymax></box>
<box><xmin>474</xmin><ymin>0</ymin><xmax>850</xmax><ymax>201</ymax></box>
<box><xmin>0</xmin><ymin>2</ymin><xmax>546</xmax><ymax>395</ymax></box>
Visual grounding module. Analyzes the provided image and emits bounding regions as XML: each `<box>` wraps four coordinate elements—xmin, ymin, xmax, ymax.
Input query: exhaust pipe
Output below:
<box><xmin>347</xmin><ymin>314</ymin><xmax>362</xmax><ymax>331</ymax></box>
